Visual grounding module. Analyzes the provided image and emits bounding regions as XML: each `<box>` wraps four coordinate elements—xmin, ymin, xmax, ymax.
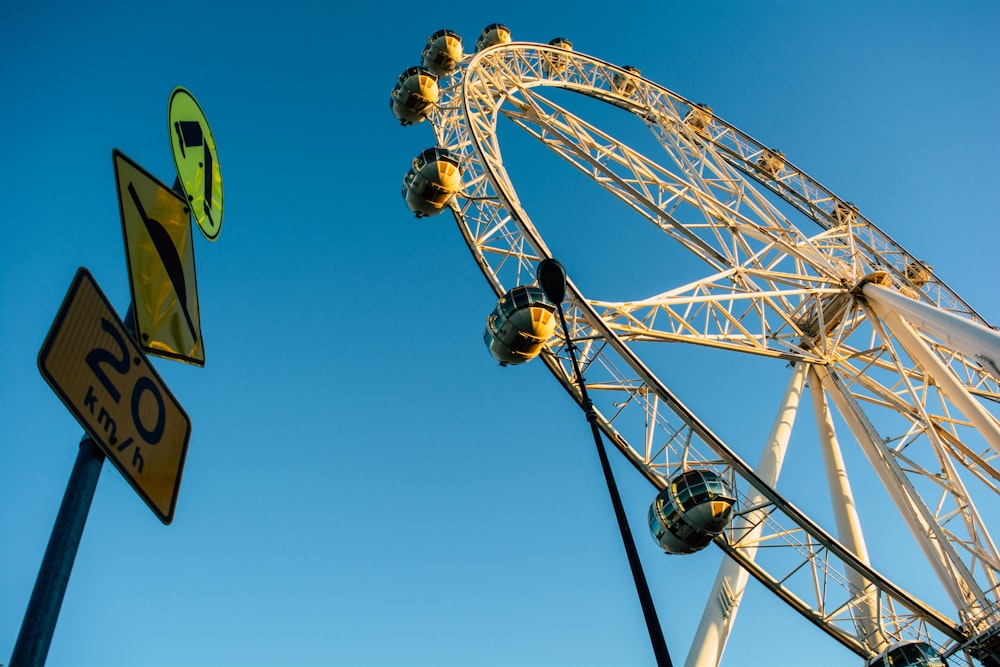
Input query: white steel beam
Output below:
<box><xmin>863</xmin><ymin>282</ymin><xmax>1000</xmax><ymax>380</ymax></box>
<box><xmin>808</xmin><ymin>367</ymin><xmax>885</xmax><ymax>652</ymax></box>
<box><xmin>685</xmin><ymin>363</ymin><xmax>808</xmax><ymax>667</ymax></box>
<box><xmin>864</xmin><ymin>285</ymin><xmax>1000</xmax><ymax>459</ymax></box>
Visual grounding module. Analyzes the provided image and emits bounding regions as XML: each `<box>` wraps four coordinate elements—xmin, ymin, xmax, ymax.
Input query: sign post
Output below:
<box><xmin>9</xmin><ymin>438</ymin><xmax>104</xmax><ymax>667</ymax></box>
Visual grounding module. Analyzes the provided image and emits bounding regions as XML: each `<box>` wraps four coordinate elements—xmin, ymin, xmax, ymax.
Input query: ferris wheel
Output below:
<box><xmin>390</xmin><ymin>26</ymin><xmax>1000</xmax><ymax>667</ymax></box>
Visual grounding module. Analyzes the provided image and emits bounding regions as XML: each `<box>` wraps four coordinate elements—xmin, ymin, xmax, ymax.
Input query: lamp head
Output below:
<box><xmin>537</xmin><ymin>258</ymin><xmax>566</xmax><ymax>304</ymax></box>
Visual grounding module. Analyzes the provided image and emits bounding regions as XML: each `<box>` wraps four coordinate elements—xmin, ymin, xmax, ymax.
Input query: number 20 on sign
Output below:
<box><xmin>38</xmin><ymin>268</ymin><xmax>190</xmax><ymax>523</ymax></box>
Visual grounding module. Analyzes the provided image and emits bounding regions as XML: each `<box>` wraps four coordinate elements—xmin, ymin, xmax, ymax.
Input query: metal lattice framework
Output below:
<box><xmin>414</xmin><ymin>40</ymin><xmax>1000</xmax><ymax>664</ymax></box>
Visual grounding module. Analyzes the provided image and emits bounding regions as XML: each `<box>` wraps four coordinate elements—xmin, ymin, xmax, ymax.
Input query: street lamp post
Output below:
<box><xmin>537</xmin><ymin>259</ymin><xmax>673</xmax><ymax>667</ymax></box>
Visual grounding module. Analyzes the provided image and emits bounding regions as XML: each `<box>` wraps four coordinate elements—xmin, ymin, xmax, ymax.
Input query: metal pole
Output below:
<box><xmin>9</xmin><ymin>437</ymin><xmax>104</xmax><ymax>667</ymax></box>
<box><xmin>537</xmin><ymin>258</ymin><xmax>671</xmax><ymax>666</ymax></box>
<box><xmin>556</xmin><ymin>300</ymin><xmax>674</xmax><ymax>667</ymax></box>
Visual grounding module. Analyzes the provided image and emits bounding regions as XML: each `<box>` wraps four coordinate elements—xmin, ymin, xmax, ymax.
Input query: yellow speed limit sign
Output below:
<box><xmin>38</xmin><ymin>268</ymin><xmax>190</xmax><ymax>523</ymax></box>
<box><xmin>168</xmin><ymin>87</ymin><xmax>223</xmax><ymax>241</ymax></box>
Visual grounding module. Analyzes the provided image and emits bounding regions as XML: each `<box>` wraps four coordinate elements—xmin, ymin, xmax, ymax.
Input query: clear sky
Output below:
<box><xmin>2</xmin><ymin>2</ymin><xmax>998</xmax><ymax>666</ymax></box>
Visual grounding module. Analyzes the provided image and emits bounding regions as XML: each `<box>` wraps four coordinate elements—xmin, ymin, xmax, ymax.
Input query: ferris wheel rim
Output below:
<box><xmin>415</xmin><ymin>39</ymin><xmax>999</xmax><ymax>662</ymax></box>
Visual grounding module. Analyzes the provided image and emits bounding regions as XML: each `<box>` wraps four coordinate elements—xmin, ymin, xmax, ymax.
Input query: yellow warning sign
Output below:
<box><xmin>114</xmin><ymin>149</ymin><xmax>204</xmax><ymax>366</ymax></box>
<box><xmin>38</xmin><ymin>268</ymin><xmax>190</xmax><ymax>524</ymax></box>
<box><xmin>168</xmin><ymin>87</ymin><xmax>224</xmax><ymax>241</ymax></box>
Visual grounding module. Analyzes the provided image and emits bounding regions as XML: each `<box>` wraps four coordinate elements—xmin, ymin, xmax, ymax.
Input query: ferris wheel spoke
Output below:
<box><xmin>645</xmin><ymin>100</ymin><xmax>988</xmax><ymax>334</ymax></box>
<box><xmin>589</xmin><ymin>278</ymin><xmax>844</xmax><ymax>360</ymax></box>
<box><xmin>503</xmin><ymin>88</ymin><xmax>858</xmax><ymax>281</ymax></box>
<box><xmin>501</xmin><ymin>96</ymin><xmax>736</xmax><ymax>269</ymax></box>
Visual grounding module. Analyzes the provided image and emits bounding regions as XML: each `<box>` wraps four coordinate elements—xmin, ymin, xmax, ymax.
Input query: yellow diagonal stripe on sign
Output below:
<box><xmin>114</xmin><ymin>150</ymin><xmax>205</xmax><ymax>366</ymax></box>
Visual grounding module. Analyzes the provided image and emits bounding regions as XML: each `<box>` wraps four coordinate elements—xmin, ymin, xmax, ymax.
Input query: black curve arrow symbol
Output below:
<box><xmin>202</xmin><ymin>145</ymin><xmax>217</xmax><ymax>232</ymax></box>
<box><xmin>128</xmin><ymin>182</ymin><xmax>198</xmax><ymax>343</ymax></box>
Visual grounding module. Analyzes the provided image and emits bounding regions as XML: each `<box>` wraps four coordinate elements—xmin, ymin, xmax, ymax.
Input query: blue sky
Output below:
<box><xmin>2</xmin><ymin>2</ymin><xmax>998</xmax><ymax>666</ymax></box>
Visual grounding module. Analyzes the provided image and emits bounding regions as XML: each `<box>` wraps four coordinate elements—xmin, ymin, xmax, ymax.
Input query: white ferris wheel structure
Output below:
<box><xmin>392</xmin><ymin>28</ymin><xmax>1000</xmax><ymax>667</ymax></box>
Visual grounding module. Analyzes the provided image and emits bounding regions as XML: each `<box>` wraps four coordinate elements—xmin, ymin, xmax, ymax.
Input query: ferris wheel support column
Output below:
<box><xmin>684</xmin><ymin>363</ymin><xmax>808</xmax><ymax>667</ymax></box>
<box><xmin>815</xmin><ymin>366</ymin><xmax>990</xmax><ymax>620</ymax></box>
<box><xmin>862</xmin><ymin>283</ymin><xmax>1000</xmax><ymax>382</ymax></box>
<box><xmin>807</xmin><ymin>367</ymin><xmax>886</xmax><ymax>652</ymax></box>
<box><xmin>862</xmin><ymin>289</ymin><xmax>1000</xmax><ymax>458</ymax></box>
